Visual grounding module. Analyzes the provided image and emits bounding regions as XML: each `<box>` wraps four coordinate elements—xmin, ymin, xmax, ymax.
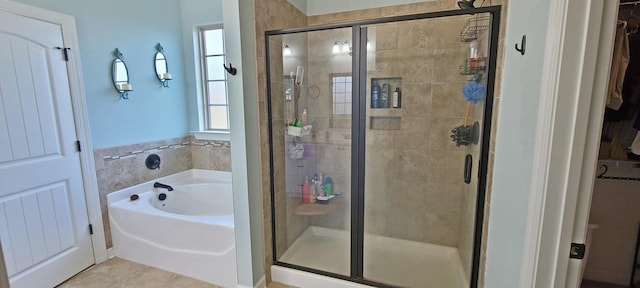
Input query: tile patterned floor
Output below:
<box><xmin>56</xmin><ymin>257</ymin><xmax>297</xmax><ymax>288</ymax></box>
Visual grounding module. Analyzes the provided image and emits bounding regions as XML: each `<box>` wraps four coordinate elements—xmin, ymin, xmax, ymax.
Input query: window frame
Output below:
<box><xmin>198</xmin><ymin>24</ymin><xmax>230</xmax><ymax>133</ymax></box>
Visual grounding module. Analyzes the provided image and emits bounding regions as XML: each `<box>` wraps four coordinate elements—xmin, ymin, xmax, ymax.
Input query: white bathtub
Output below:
<box><xmin>107</xmin><ymin>169</ymin><xmax>237</xmax><ymax>287</ymax></box>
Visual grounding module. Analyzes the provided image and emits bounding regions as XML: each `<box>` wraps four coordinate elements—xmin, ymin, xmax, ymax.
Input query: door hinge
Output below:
<box><xmin>89</xmin><ymin>224</ymin><xmax>93</xmax><ymax>235</ymax></box>
<box><xmin>54</xmin><ymin>46</ymin><xmax>71</xmax><ymax>61</ymax></box>
<box><xmin>75</xmin><ymin>140</ymin><xmax>81</xmax><ymax>152</ymax></box>
<box><xmin>570</xmin><ymin>243</ymin><xmax>586</xmax><ymax>259</ymax></box>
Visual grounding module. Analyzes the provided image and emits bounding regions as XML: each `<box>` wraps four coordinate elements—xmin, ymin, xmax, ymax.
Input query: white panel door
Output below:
<box><xmin>0</xmin><ymin>9</ymin><xmax>94</xmax><ymax>288</ymax></box>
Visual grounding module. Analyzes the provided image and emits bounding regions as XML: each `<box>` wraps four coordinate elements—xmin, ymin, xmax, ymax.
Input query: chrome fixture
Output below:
<box><xmin>153</xmin><ymin>182</ymin><xmax>173</xmax><ymax>191</ymax></box>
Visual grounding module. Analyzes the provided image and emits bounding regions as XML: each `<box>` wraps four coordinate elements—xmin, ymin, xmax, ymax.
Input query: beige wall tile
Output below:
<box><xmin>255</xmin><ymin>1</ymin><xmax>509</xmax><ymax>286</ymax></box>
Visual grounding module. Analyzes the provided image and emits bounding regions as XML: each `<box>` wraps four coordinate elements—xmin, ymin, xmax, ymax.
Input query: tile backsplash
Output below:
<box><xmin>94</xmin><ymin>136</ymin><xmax>231</xmax><ymax>248</ymax></box>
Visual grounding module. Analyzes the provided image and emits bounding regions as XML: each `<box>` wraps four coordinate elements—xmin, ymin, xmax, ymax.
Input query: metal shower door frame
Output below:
<box><xmin>265</xmin><ymin>6</ymin><xmax>501</xmax><ymax>288</ymax></box>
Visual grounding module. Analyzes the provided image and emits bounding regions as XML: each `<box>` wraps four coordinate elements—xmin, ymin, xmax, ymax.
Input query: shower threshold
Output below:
<box><xmin>277</xmin><ymin>226</ymin><xmax>467</xmax><ymax>288</ymax></box>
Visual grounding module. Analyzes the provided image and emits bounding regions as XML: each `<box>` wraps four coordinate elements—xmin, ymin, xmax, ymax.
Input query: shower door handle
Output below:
<box><xmin>464</xmin><ymin>154</ymin><xmax>472</xmax><ymax>184</ymax></box>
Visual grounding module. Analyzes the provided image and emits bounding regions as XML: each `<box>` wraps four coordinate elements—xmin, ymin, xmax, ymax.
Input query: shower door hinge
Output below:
<box><xmin>570</xmin><ymin>243</ymin><xmax>585</xmax><ymax>259</ymax></box>
<box><xmin>75</xmin><ymin>140</ymin><xmax>81</xmax><ymax>152</ymax></box>
<box><xmin>89</xmin><ymin>224</ymin><xmax>93</xmax><ymax>235</ymax></box>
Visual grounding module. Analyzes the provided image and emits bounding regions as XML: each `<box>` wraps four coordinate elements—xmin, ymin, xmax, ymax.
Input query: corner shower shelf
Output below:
<box><xmin>459</xmin><ymin>57</ymin><xmax>487</xmax><ymax>75</ymax></box>
<box><xmin>293</xmin><ymin>199</ymin><xmax>343</xmax><ymax>216</ymax></box>
<box><xmin>287</xmin><ymin>125</ymin><xmax>312</xmax><ymax>137</ymax></box>
<box><xmin>459</xmin><ymin>15</ymin><xmax>490</xmax><ymax>42</ymax></box>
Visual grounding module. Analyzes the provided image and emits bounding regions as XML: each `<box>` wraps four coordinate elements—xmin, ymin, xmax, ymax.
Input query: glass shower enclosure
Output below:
<box><xmin>266</xmin><ymin>7</ymin><xmax>501</xmax><ymax>288</ymax></box>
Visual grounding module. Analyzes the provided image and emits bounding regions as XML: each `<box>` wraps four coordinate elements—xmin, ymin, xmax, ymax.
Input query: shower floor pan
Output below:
<box><xmin>277</xmin><ymin>226</ymin><xmax>467</xmax><ymax>288</ymax></box>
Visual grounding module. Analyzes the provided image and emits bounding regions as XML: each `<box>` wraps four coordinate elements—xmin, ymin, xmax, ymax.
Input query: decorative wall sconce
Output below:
<box><xmin>154</xmin><ymin>43</ymin><xmax>172</xmax><ymax>88</ymax></box>
<box><xmin>283</xmin><ymin>44</ymin><xmax>292</xmax><ymax>56</ymax></box>
<box><xmin>111</xmin><ymin>48</ymin><xmax>132</xmax><ymax>99</ymax></box>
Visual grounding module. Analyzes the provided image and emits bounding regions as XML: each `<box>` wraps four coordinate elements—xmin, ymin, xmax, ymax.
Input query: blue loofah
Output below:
<box><xmin>462</xmin><ymin>80</ymin><xmax>485</xmax><ymax>104</ymax></box>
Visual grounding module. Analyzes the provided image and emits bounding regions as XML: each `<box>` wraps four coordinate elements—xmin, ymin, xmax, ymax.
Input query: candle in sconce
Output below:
<box><xmin>162</xmin><ymin>73</ymin><xmax>172</xmax><ymax>80</ymax></box>
<box><xmin>121</xmin><ymin>83</ymin><xmax>132</xmax><ymax>91</ymax></box>
<box><xmin>116</xmin><ymin>83</ymin><xmax>123</xmax><ymax>90</ymax></box>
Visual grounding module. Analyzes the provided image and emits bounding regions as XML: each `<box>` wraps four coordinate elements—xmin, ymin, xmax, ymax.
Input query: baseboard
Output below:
<box><xmin>237</xmin><ymin>275</ymin><xmax>266</xmax><ymax>288</ymax></box>
<box><xmin>106</xmin><ymin>247</ymin><xmax>115</xmax><ymax>259</ymax></box>
<box><xmin>255</xmin><ymin>275</ymin><xmax>266</xmax><ymax>288</ymax></box>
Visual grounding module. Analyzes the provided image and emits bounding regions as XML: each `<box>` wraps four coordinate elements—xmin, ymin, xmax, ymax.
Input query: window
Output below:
<box><xmin>332</xmin><ymin>74</ymin><xmax>352</xmax><ymax>115</ymax></box>
<box><xmin>200</xmin><ymin>25</ymin><xmax>229</xmax><ymax>131</ymax></box>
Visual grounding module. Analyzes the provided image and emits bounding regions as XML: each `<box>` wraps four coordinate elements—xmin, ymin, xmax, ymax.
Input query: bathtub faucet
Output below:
<box><xmin>153</xmin><ymin>182</ymin><xmax>173</xmax><ymax>191</ymax></box>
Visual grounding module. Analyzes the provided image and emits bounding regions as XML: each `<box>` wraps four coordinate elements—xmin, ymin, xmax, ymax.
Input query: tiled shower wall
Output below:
<box><xmin>93</xmin><ymin>136</ymin><xmax>231</xmax><ymax>248</ymax></box>
<box><xmin>255</xmin><ymin>0</ymin><xmax>508</xmax><ymax>286</ymax></box>
<box><xmin>254</xmin><ymin>0</ymin><xmax>308</xmax><ymax>277</ymax></box>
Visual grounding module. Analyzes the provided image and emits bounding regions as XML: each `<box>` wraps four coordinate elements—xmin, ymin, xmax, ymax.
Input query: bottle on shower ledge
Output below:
<box><xmin>301</xmin><ymin>109</ymin><xmax>308</xmax><ymax>125</ymax></box>
<box><xmin>392</xmin><ymin>87</ymin><xmax>401</xmax><ymax>108</ymax></box>
<box><xmin>309</xmin><ymin>174</ymin><xmax>317</xmax><ymax>203</ymax></box>
<box><xmin>302</xmin><ymin>176</ymin><xmax>310</xmax><ymax>204</ymax></box>
<box><xmin>318</xmin><ymin>173</ymin><xmax>325</xmax><ymax>196</ymax></box>
<box><xmin>381</xmin><ymin>83</ymin><xmax>390</xmax><ymax>108</ymax></box>
<box><xmin>324</xmin><ymin>176</ymin><xmax>332</xmax><ymax>197</ymax></box>
<box><xmin>371</xmin><ymin>80</ymin><xmax>380</xmax><ymax>108</ymax></box>
<box><xmin>309</xmin><ymin>185</ymin><xmax>317</xmax><ymax>204</ymax></box>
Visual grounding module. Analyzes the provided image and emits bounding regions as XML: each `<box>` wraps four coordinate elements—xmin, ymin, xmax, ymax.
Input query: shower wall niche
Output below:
<box><xmin>267</xmin><ymin>7</ymin><xmax>500</xmax><ymax>288</ymax></box>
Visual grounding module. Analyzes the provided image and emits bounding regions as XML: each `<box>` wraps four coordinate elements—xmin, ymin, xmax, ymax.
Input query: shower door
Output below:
<box><xmin>267</xmin><ymin>7</ymin><xmax>500</xmax><ymax>288</ymax></box>
<box><xmin>359</xmin><ymin>12</ymin><xmax>496</xmax><ymax>288</ymax></box>
<box><xmin>267</xmin><ymin>27</ymin><xmax>354</xmax><ymax>277</ymax></box>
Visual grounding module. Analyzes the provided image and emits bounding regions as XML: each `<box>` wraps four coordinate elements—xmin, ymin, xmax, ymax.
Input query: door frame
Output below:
<box><xmin>519</xmin><ymin>0</ymin><xmax>618</xmax><ymax>287</ymax></box>
<box><xmin>0</xmin><ymin>0</ymin><xmax>107</xmax><ymax>267</ymax></box>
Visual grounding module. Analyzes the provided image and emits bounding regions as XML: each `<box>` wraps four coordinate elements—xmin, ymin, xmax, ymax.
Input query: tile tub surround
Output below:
<box><xmin>93</xmin><ymin>136</ymin><xmax>231</xmax><ymax>248</ymax></box>
<box><xmin>254</xmin><ymin>1</ymin><xmax>509</xmax><ymax>286</ymax></box>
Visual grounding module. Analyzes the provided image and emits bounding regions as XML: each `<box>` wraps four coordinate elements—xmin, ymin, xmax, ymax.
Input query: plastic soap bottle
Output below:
<box><xmin>302</xmin><ymin>176</ymin><xmax>310</xmax><ymax>204</ymax></box>
<box><xmin>371</xmin><ymin>80</ymin><xmax>380</xmax><ymax>108</ymax></box>
<box><xmin>309</xmin><ymin>186</ymin><xmax>316</xmax><ymax>204</ymax></box>
<box><xmin>301</xmin><ymin>109</ymin><xmax>308</xmax><ymax>125</ymax></box>
<box><xmin>309</xmin><ymin>174</ymin><xmax>317</xmax><ymax>203</ymax></box>
<box><xmin>324</xmin><ymin>177</ymin><xmax>332</xmax><ymax>196</ymax></box>
<box><xmin>381</xmin><ymin>84</ymin><xmax>390</xmax><ymax>108</ymax></box>
<box><xmin>318</xmin><ymin>173</ymin><xmax>325</xmax><ymax>196</ymax></box>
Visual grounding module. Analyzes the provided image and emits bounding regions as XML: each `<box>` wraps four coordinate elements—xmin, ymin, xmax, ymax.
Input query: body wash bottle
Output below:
<box><xmin>318</xmin><ymin>173</ymin><xmax>325</xmax><ymax>196</ymax></box>
<box><xmin>371</xmin><ymin>80</ymin><xmax>380</xmax><ymax>108</ymax></box>
<box><xmin>301</xmin><ymin>109</ymin><xmax>308</xmax><ymax>125</ymax></box>
<box><xmin>302</xmin><ymin>176</ymin><xmax>310</xmax><ymax>204</ymax></box>
<box><xmin>381</xmin><ymin>83</ymin><xmax>390</xmax><ymax>108</ymax></box>
<box><xmin>392</xmin><ymin>87</ymin><xmax>401</xmax><ymax>108</ymax></box>
<box><xmin>324</xmin><ymin>177</ymin><xmax>332</xmax><ymax>196</ymax></box>
<box><xmin>309</xmin><ymin>174</ymin><xmax>317</xmax><ymax>203</ymax></box>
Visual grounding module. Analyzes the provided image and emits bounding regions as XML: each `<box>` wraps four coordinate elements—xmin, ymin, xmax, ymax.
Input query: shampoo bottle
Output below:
<box><xmin>392</xmin><ymin>87</ymin><xmax>401</xmax><ymax>108</ymax></box>
<box><xmin>318</xmin><ymin>173</ymin><xmax>325</xmax><ymax>196</ymax></box>
<box><xmin>301</xmin><ymin>109</ymin><xmax>308</xmax><ymax>125</ymax></box>
<box><xmin>324</xmin><ymin>177</ymin><xmax>332</xmax><ymax>196</ymax></box>
<box><xmin>381</xmin><ymin>84</ymin><xmax>390</xmax><ymax>108</ymax></box>
<box><xmin>302</xmin><ymin>176</ymin><xmax>310</xmax><ymax>204</ymax></box>
<box><xmin>309</xmin><ymin>174</ymin><xmax>317</xmax><ymax>203</ymax></box>
<box><xmin>371</xmin><ymin>80</ymin><xmax>380</xmax><ymax>108</ymax></box>
<box><xmin>309</xmin><ymin>185</ymin><xmax>316</xmax><ymax>204</ymax></box>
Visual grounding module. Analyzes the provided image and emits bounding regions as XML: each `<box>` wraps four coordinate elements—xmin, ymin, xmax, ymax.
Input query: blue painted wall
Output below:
<box><xmin>15</xmin><ymin>0</ymin><xmax>189</xmax><ymax>149</ymax></box>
